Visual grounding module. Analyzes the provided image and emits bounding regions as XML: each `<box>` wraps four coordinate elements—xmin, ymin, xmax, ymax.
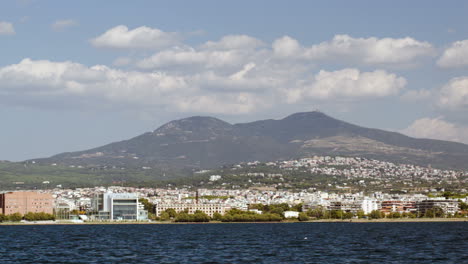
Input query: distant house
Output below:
<box><xmin>283</xmin><ymin>211</ymin><xmax>299</xmax><ymax>218</ymax></box>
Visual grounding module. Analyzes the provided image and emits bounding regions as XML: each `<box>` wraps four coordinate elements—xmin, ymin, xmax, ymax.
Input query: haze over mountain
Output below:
<box><xmin>36</xmin><ymin>112</ymin><xmax>468</xmax><ymax>170</ymax></box>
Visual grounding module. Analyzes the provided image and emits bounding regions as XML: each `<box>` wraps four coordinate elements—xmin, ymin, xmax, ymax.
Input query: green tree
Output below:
<box><xmin>307</xmin><ymin>207</ymin><xmax>326</xmax><ymax>219</ymax></box>
<box><xmin>356</xmin><ymin>210</ymin><xmax>366</xmax><ymax>219</ymax></box>
<box><xmin>192</xmin><ymin>210</ymin><xmax>210</xmax><ymax>222</ymax></box>
<box><xmin>330</xmin><ymin>210</ymin><xmax>344</xmax><ymax>219</ymax></box>
<box><xmin>165</xmin><ymin>208</ymin><xmax>177</xmax><ymax>218</ymax></box>
<box><xmin>212</xmin><ymin>212</ymin><xmax>223</xmax><ymax>221</ymax></box>
<box><xmin>343</xmin><ymin>212</ymin><xmax>354</xmax><ymax>219</ymax></box>
<box><xmin>8</xmin><ymin>213</ymin><xmax>22</xmax><ymax>222</ymax></box>
<box><xmin>0</xmin><ymin>214</ymin><xmax>6</xmax><ymax>222</ymax></box>
<box><xmin>369</xmin><ymin>210</ymin><xmax>382</xmax><ymax>219</ymax></box>
<box><xmin>139</xmin><ymin>198</ymin><xmax>154</xmax><ymax>213</ymax></box>
<box><xmin>291</xmin><ymin>203</ymin><xmax>303</xmax><ymax>212</ymax></box>
<box><xmin>298</xmin><ymin>212</ymin><xmax>309</xmax><ymax>221</ymax></box>
<box><xmin>459</xmin><ymin>200</ymin><xmax>468</xmax><ymax>211</ymax></box>
<box><xmin>159</xmin><ymin>211</ymin><xmax>170</xmax><ymax>221</ymax></box>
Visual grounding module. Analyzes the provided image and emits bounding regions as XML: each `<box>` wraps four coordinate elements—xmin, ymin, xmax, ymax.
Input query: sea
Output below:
<box><xmin>0</xmin><ymin>222</ymin><xmax>467</xmax><ymax>263</ymax></box>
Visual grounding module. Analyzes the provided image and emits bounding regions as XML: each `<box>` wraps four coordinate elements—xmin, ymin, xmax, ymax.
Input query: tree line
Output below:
<box><xmin>0</xmin><ymin>212</ymin><xmax>55</xmax><ymax>222</ymax></box>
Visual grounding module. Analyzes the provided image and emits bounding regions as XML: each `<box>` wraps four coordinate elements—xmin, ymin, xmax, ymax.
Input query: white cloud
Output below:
<box><xmin>402</xmin><ymin>117</ymin><xmax>468</xmax><ymax>144</ymax></box>
<box><xmin>0</xmin><ymin>58</ymin><xmax>271</xmax><ymax>114</ymax></box>
<box><xmin>51</xmin><ymin>19</ymin><xmax>78</xmax><ymax>32</ymax></box>
<box><xmin>201</xmin><ymin>35</ymin><xmax>264</xmax><ymax>50</ymax></box>
<box><xmin>272</xmin><ymin>36</ymin><xmax>302</xmax><ymax>58</ymax></box>
<box><xmin>286</xmin><ymin>69</ymin><xmax>406</xmax><ymax>102</ymax></box>
<box><xmin>305</xmin><ymin>35</ymin><xmax>435</xmax><ymax>66</ymax></box>
<box><xmin>437</xmin><ymin>76</ymin><xmax>468</xmax><ymax>110</ymax></box>
<box><xmin>0</xmin><ymin>21</ymin><xmax>15</xmax><ymax>35</ymax></box>
<box><xmin>137</xmin><ymin>35</ymin><xmax>266</xmax><ymax>70</ymax></box>
<box><xmin>137</xmin><ymin>47</ymin><xmax>248</xmax><ymax>69</ymax></box>
<box><xmin>90</xmin><ymin>25</ymin><xmax>180</xmax><ymax>49</ymax></box>
<box><xmin>437</xmin><ymin>40</ymin><xmax>468</xmax><ymax>68</ymax></box>
<box><xmin>0</xmin><ymin>58</ymin><xmax>406</xmax><ymax>115</ymax></box>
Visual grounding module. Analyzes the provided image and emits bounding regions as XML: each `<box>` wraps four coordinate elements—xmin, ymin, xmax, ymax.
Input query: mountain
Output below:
<box><xmin>36</xmin><ymin>111</ymin><xmax>468</xmax><ymax>170</ymax></box>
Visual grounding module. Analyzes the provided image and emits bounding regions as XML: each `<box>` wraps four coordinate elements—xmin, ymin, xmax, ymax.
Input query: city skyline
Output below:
<box><xmin>1</xmin><ymin>1</ymin><xmax>468</xmax><ymax>161</ymax></box>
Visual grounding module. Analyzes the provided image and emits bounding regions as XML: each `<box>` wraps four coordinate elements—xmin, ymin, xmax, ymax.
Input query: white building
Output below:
<box><xmin>155</xmin><ymin>203</ymin><xmax>229</xmax><ymax>217</ymax></box>
<box><xmin>92</xmin><ymin>193</ymin><xmax>147</xmax><ymax>221</ymax></box>
<box><xmin>283</xmin><ymin>211</ymin><xmax>300</xmax><ymax>218</ymax></box>
<box><xmin>361</xmin><ymin>198</ymin><xmax>380</xmax><ymax>214</ymax></box>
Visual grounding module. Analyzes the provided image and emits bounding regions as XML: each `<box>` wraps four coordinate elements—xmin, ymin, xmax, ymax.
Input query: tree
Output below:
<box><xmin>356</xmin><ymin>210</ymin><xmax>365</xmax><ymax>219</ymax></box>
<box><xmin>459</xmin><ymin>200</ymin><xmax>468</xmax><ymax>211</ymax></box>
<box><xmin>0</xmin><ymin>214</ymin><xmax>6</xmax><ymax>222</ymax></box>
<box><xmin>212</xmin><ymin>212</ymin><xmax>223</xmax><ymax>221</ymax></box>
<box><xmin>139</xmin><ymin>198</ymin><xmax>154</xmax><ymax>213</ymax></box>
<box><xmin>298</xmin><ymin>212</ymin><xmax>309</xmax><ymax>221</ymax></box>
<box><xmin>291</xmin><ymin>203</ymin><xmax>303</xmax><ymax>212</ymax></box>
<box><xmin>8</xmin><ymin>213</ymin><xmax>22</xmax><ymax>222</ymax></box>
<box><xmin>192</xmin><ymin>210</ymin><xmax>210</xmax><ymax>222</ymax></box>
<box><xmin>165</xmin><ymin>208</ymin><xmax>177</xmax><ymax>218</ymax></box>
<box><xmin>159</xmin><ymin>211</ymin><xmax>170</xmax><ymax>221</ymax></box>
<box><xmin>369</xmin><ymin>210</ymin><xmax>382</xmax><ymax>219</ymax></box>
<box><xmin>343</xmin><ymin>212</ymin><xmax>353</xmax><ymax>219</ymax></box>
<box><xmin>307</xmin><ymin>207</ymin><xmax>326</xmax><ymax>219</ymax></box>
<box><xmin>330</xmin><ymin>210</ymin><xmax>344</xmax><ymax>219</ymax></box>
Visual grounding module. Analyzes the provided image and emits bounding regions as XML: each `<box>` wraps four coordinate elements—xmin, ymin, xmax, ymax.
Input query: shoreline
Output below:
<box><xmin>1</xmin><ymin>218</ymin><xmax>467</xmax><ymax>225</ymax></box>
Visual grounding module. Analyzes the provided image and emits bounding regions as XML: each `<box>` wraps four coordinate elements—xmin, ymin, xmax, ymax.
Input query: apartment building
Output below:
<box><xmin>0</xmin><ymin>191</ymin><xmax>54</xmax><ymax>215</ymax></box>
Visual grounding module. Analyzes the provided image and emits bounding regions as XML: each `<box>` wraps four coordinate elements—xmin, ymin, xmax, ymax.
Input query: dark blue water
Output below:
<box><xmin>0</xmin><ymin>222</ymin><xmax>467</xmax><ymax>263</ymax></box>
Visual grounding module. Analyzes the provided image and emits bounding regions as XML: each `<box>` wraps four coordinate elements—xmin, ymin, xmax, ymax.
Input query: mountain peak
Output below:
<box><xmin>283</xmin><ymin>111</ymin><xmax>331</xmax><ymax>121</ymax></box>
<box><xmin>154</xmin><ymin>116</ymin><xmax>232</xmax><ymax>135</ymax></box>
<box><xmin>44</xmin><ymin>111</ymin><xmax>468</xmax><ymax>170</ymax></box>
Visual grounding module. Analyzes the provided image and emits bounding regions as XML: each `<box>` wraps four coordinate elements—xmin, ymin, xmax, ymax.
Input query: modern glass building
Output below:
<box><xmin>92</xmin><ymin>193</ymin><xmax>147</xmax><ymax>221</ymax></box>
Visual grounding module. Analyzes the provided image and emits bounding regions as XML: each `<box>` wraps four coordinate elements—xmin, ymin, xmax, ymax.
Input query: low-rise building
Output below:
<box><xmin>283</xmin><ymin>211</ymin><xmax>299</xmax><ymax>218</ymax></box>
<box><xmin>0</xmin><ymin>191</ymin><xmax>54</xmax><ymax>215</ymax></box>
<box><xmin>380</xmin><ymin>201</ymin><xmax>416</xmax><ymax>214</ymax></box>
<box><xmin>416</xmin><ymin>199</ymin><xmax>459</xmax><ymax>215</ymax></box>
<box><xmin>155</xmin><ymin>203</ymin><xmax>229</xmax><ymax>217</ymax></box>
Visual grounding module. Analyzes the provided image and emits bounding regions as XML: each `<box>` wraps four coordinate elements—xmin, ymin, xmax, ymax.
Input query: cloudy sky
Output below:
<box><xmin>1</xmin><ymin>0</ymin><xmax>468</xmax><ymax>161</ymax></box>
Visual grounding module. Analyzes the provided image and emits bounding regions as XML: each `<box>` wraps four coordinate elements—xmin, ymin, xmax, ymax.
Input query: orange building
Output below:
<box><xmin>0</xmin><ymin>191</ymin><xmax>54</xmax><ymax>215</ymax></box>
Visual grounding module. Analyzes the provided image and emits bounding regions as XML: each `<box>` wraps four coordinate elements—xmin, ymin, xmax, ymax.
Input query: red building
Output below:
<box><xmin>0</xmin><ymin>191</ymin><xmax>54</xmax><ymax>215</ymax></box>
<box><xmin>380</xmin><ymin>200</ymin><xmax>416</xmax><ymax>214</ymax></box>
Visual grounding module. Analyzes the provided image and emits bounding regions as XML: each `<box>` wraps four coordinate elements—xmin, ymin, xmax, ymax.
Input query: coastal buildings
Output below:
<box><xmin>154</xmin><ymin>203</ymin><xmax>229</xmax><ymax>217</ymax></box>
<box><xmin>416</xmin><ymin>199</ymin><xmax>459</xmax><ymax>215</ymax></box>
<box><xmin>0</xmin><ymin>191</ymin><xmax>54</xmax><ymax>215</ymax></box>
<box><xmin>91</xmin><ymin>193</ymin><xmax>148</xmax><ymax>221</ymax></box>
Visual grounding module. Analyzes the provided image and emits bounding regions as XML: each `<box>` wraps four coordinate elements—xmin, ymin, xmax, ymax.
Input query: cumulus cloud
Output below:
<box><xmin>51</xmin><ymin>19</ymin><xmax>78</xmax><ymax>32</ymax></box>
<box><xmin>0</xmin><ymin>58</ymin><xmax>272</xmax><ymax>114</ymax></box>
<box><xmin>437</xmin><ymin>40</ymin><xmax>468</xmax><ymax>68</ymax></box>
<box><xmin>286</xmin><ymin>69</ymin><xmax>406</xmax><ymax>102</ymax></box>
<box><xmin>201</xmin><ymin>34</ymin><xmax>264</xmax><ymax>50</ymax></box>
<box><xmin>0</xmin><ymin>58</ymin><xmax>406</xmax><ymax>115</ymax></box>
<box><xmin>0</xmin><ymin>21</ymin><xmax>15</xmax><ymax>35</ymax></box>
<box><xmin>402</xmin><ymin>117</ymin><xmax>468</xmax><ymax>144</ymax></box>
<box><xmin>90</xmin><ymin>25</ymin><xmax>180</xmax><ymax>49</ymax></box>
<box><xmin>272</xmin><ymin>36</ymin><xmax>302</xmax><ymax>58</ymax></box>
<box><xmin>437</xmin><ymin>76</ymin><xmax>468</xmax><ymax>110</ymax></box>
<box><xmin>304</xmin><ymin>35</ymin><xmax>435</xmax><ymax>66</ymax></box>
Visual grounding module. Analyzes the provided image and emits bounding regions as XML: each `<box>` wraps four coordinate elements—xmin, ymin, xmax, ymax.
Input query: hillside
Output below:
<box><xmin>34</xmin><ymin>111</ymin><xmax>468</xmax><ymax>170</ymax></box>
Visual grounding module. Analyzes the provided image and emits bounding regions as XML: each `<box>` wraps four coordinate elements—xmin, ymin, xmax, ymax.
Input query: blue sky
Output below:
<box><xmin>1</xmin><ymin>0</ymin><xmax>468</xmax><ymax>161</ymax></box>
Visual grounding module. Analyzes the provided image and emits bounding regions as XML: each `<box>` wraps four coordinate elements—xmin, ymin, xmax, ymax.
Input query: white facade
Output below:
<box><xmin>155</xmin><ymin>203</ymin><xmax>229</xmax><ymax>217</ymax></box>
<box><xmin>93</xmin><ymin>193</ymin><xmax>147</xmax><ymax>221</ymax></box>
<box><xmin>361</xmin><ymin>198</ymin><xmax>380</xmax><ymax>214</ymax></box>
<box><xmin>283</xmin><ymin>211</ymin><xmax>299</xmax><ymax>218</ymax></box>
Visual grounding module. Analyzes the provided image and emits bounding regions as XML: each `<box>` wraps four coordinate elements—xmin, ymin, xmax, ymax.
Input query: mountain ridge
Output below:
<box><xmin>35</xmin><ymin>111</ymin><xmax>468</xmax><ymax>170</ymax></box>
